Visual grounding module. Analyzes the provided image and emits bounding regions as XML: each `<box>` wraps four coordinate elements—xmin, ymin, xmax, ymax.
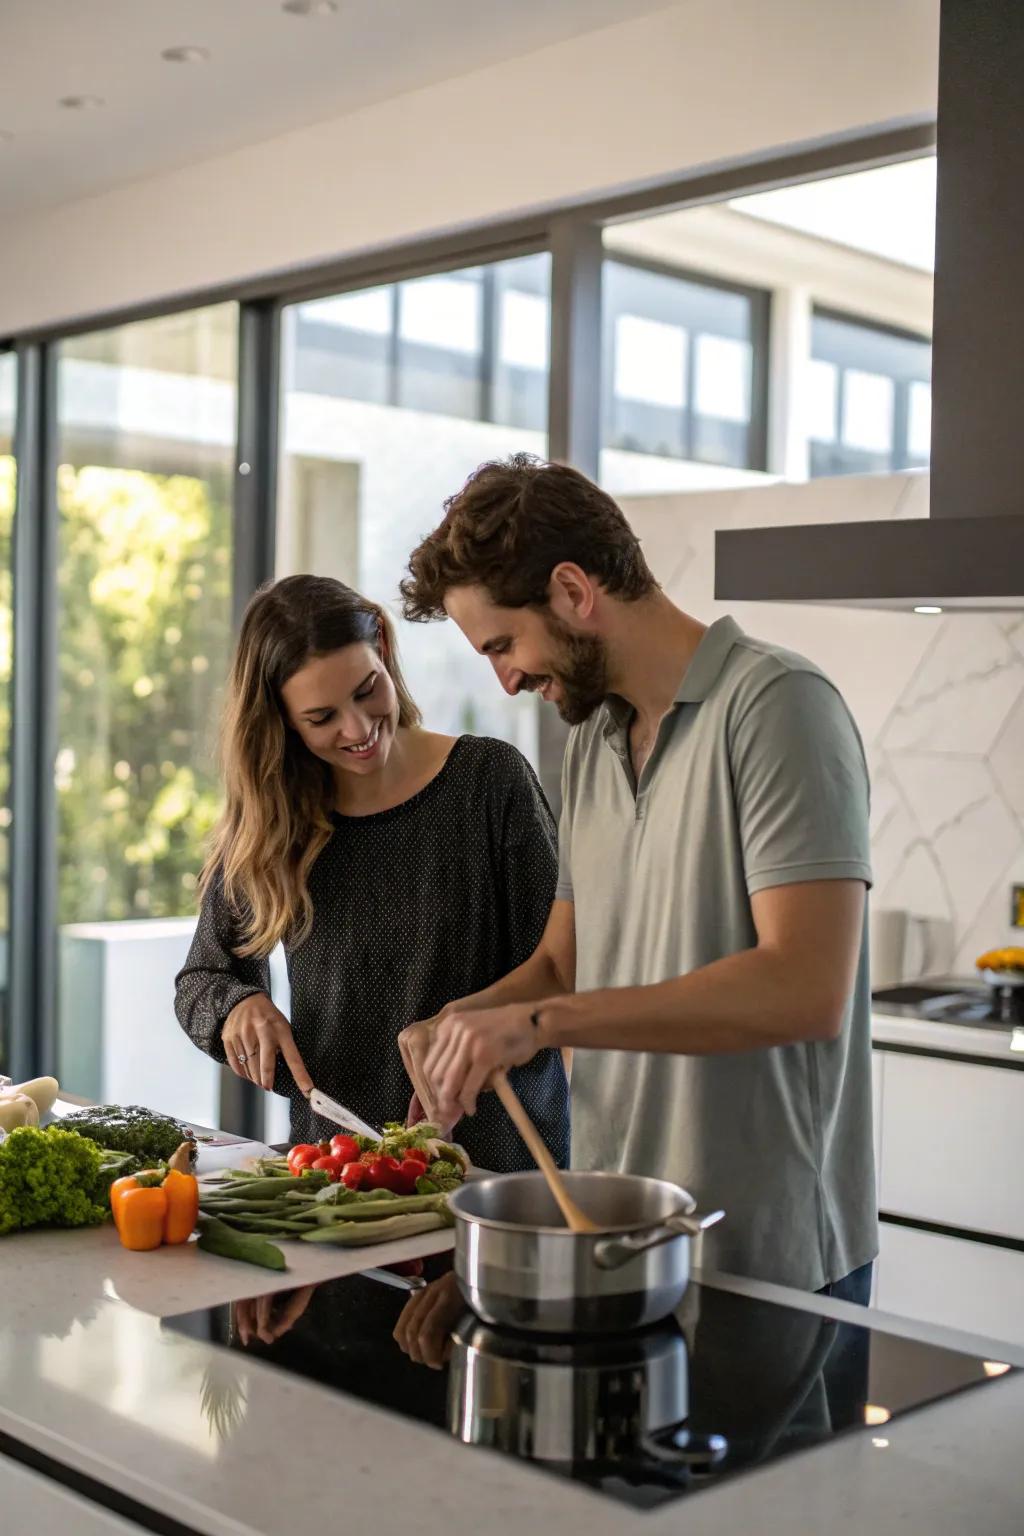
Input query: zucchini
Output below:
<box><xmin>196</xmin><ymin>1214</ymin><xmax>287</xmax><ymax>1270</ymax></box>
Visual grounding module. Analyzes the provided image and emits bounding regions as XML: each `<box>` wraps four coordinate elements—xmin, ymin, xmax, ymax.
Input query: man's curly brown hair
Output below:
<box><xmin>400</xmin><ymin>454</ymin><xmax>657</xmax><ymax>621</ymax></box>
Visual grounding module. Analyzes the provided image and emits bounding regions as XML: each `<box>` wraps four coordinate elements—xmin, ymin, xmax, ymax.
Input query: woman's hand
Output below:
<box><xmin>222</xmin><ymin>993</ymin><xmax>313</xmax><ymax>1095</ymax></box>
<box><xmin>393</xmin><ymin>1272</ymin><xmax>463</xmax><ymax>1369</ymax></box>
<box><xmin>398</xmin><ymin>1010</ymin><xmax>451</xmax><ymax>1125</ymax></box>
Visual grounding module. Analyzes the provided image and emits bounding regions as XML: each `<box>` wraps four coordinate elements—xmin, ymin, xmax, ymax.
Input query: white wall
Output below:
<box><xmin>620</xmin><ymin>473</ymin><xmax>1024</xmax><ymax>976</ymax></box>
<box><xmin>0</xmin><ymin>0</ymin><xmax>938</xmax><ymax>337</ymax></box>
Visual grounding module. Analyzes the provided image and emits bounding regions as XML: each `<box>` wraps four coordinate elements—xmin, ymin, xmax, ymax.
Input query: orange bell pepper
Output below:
<box><xmin>110</xmin><ymin>1156</ymin><xmax>199</xmax><ymax>1251</ymax></box>
<box><xmin>110</xmin><ymin>1177</ymin><xmax>168</xmax><ymax>1251</ymax></box>
<box><xmin>162</xmin><ymin>1168</ymin><xmax>200</xmax><ymax>1245</ymax></box>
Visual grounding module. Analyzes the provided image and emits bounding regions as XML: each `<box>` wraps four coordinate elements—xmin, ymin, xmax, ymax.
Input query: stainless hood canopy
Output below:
<box><xmin>715</xmin><ymin>0</ymin><xmax>1024</xmax><ymax>611</ymax></box>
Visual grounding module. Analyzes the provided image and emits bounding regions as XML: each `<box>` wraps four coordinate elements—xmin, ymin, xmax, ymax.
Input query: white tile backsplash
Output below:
<box><xmin>620</xmin><ymin>470</ymin><xmax>1024</xmax><ymax>976</ymax></box>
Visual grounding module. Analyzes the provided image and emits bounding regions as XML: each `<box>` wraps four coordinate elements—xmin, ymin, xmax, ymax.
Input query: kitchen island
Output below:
<box><xmin>2</xmin><ymin>1215</ymin><xmax>1022</xmax><ymax>1536</ymax></box>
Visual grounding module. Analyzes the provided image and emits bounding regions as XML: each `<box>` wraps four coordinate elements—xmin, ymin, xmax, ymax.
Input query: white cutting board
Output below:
<box><xmin>5</xmin><ymin>1217</ymin><xmax>455</xmax><ymax>1319</ymax></box>
<box><xmin>2</xmin><ymin>1144</ymin><xmax>455</xmax><ymax>1320</ymax></box>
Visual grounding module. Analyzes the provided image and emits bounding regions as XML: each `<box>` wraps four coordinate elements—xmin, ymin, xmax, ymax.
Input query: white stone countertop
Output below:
<box><xmin>872</xmin><ymin>1010</ymin><xmax>1023</xmax><ymax>1065</ymax></box>
<box><xmin>3</xmin><ymin>1220</ymin><xmax>1023</xmax><ymax>1536</ymax></box>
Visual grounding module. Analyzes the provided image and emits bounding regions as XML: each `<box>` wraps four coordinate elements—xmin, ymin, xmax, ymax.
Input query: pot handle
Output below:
<box><xmin>592</xmin><ymin>1209</ymin><xmax>725</xmax><ymax>1271</ymax></box>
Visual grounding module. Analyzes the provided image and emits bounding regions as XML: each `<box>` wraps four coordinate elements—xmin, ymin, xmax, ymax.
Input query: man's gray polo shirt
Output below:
<box><xmin>557</xmin><ymin>616</ymin><xmax>877</xmax><ymax>1290</ymax></box>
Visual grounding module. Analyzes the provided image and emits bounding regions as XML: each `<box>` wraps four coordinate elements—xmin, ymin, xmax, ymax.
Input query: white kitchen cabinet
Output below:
<box><xmin>870</xmin><ymin>1049</ymin><xmax>884</xmax><ymax>1199</ymax></box>
<box><xmin>877</xmin><ymin>1052</ymin><xmax>1024</xmax><ymax>1242</ymax></box>
<box><xmin>875</xmin><ymin>1221</ymin><xmax>1024</xmax><ymax>1350</ymax></box>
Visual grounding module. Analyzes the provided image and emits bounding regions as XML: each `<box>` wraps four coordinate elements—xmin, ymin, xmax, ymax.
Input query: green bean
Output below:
<box><xmin>300</xmin><ymin>1213</ymin><xmax>449</xmax><ymax>1246</ymax></box>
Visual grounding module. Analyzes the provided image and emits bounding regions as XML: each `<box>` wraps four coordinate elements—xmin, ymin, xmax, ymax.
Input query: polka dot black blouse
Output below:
<box><xmin>174</xmin><ymin>736</ymin><xmax>569</xmax><ymax>1170</ymax></box>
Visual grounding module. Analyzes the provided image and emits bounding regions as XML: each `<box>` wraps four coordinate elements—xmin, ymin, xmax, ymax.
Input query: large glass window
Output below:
<box><xmin>807</xmin><ymin>310</ymin><xmax>931</xmax><ymax>477</ymax></box>
<box><xmin>0</xmin><ymin>353</ymin><xmax>14</xmax><ymax>1075</ymax></box>
<box><xmin>54</xmin><ymin>306</ymin><xmax>238</xmax><ymax>1113</ymax></box>
<box><xmin>279</xmin><ymin>253</ymin><xmax>550</xmax><ymax>762</ymax></box>
<box><xmin>600</xmin><ymin>258</ymin><xmax>765</xmax><ymax>494</ymax></box>
<box><xmin>601</xmin><ymin>155</ymin><xmax>935</xmax><ymax>494</ymax></box>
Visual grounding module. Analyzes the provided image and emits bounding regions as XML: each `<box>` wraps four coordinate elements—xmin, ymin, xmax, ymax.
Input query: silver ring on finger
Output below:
<box><xmin>235</xmin><ymin>1051</ymin><xmax>249</xmax><ymax>1064</ymax></box>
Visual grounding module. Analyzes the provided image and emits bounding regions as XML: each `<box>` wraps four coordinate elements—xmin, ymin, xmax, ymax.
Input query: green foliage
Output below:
<box><xmin>52</xmin><ymin>460</ymin><xmax>232</xmax><ymax>924</ymax></box>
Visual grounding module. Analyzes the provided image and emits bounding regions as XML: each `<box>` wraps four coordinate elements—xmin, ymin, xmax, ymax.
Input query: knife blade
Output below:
<box><xmin>308</xmin><ymin>1088</ymin><xmax>382</xmax><ymax>1142</ymax></box>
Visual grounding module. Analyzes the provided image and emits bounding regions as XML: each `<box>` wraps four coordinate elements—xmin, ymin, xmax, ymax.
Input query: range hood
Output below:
<box><xmin>715</xmin><ymin>0</ymin><xmax>1024</xmax><ymax>611</ymax></box>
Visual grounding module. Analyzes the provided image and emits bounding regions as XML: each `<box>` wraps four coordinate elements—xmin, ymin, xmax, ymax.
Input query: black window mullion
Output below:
<box><xmin>892</xmin><ymin>378</ymin><xmax>911</xmax><ymax>471</ymax></box>
<box><xmin>387</xmin><ymin>287</ymin><xmax>401</xmax><ymax>407</ymax></box>
<box><xmin>543</xmin><ymin>217</ymin><xmax>602</xmax><ymax>816</ymax></box>
<box><xmin>220</xmin><ymin>301</ymin><xmax>280</xmax><ymax>1139</ymax></box>
<box><xmin>684</xmin><ymin>329</ymin><xmax>698</xmax><ymax>460</ymax></box>
<box><xmin>749</xmin><ymin>289</ymin><xmax>771</xmax><ymax>472</ymax></box>
<box><xmin>8</xmin><ymin>342</ymin><xmax>59</xmax><ymax>1083</ymax></box>
<box><xmin>479</xmin><ymin>267</ymin><xmax>497</xmax><ymax>425</ymax></box>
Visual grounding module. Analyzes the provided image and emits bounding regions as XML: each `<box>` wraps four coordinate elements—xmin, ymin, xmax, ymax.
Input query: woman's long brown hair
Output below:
<box><xmin>202</xmin><ymin>575</ymin><xmax>421</xmax><ymax>956</ymax></box>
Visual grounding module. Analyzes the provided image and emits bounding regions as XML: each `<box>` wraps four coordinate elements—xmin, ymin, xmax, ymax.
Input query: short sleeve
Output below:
<box><xmin>730</xmin><ymin>669</ymin><xmax>873</xmax><ymax>897</ymax></box>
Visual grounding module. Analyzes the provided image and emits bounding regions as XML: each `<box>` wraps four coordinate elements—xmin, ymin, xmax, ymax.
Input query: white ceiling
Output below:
<box><xmin>0</xmin><ymin>0</ymin><xmax>668</xmax><ymax>220</ymax></box>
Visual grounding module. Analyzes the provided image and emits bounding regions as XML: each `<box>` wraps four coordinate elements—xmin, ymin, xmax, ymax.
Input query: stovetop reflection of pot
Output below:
<box><xmin>447</xmin><ymin>1315</ymin><xmax>726</xmax><ymax>1475</ymax></box>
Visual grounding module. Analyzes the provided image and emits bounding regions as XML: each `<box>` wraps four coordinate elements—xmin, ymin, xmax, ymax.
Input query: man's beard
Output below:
<box><xmin>522</xmin><ymin>617</ymin><xmax>609</xmax><ymax>725</ymax></box>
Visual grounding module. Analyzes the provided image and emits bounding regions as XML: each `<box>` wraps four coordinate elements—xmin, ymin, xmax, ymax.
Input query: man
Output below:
<box><xmin>398</xmin><ymin>454</ymin><xmax>876</xmax><ymax>1301</ymax></box>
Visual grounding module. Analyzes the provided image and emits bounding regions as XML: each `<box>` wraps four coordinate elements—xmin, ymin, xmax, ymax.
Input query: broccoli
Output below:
<box><xmin>421</xmin><ymin>1159</ymin><xmax>462</xmax><ymax>1192</ymax></box>
<box><xmin>0</xmin><ymin>1126</ymin><xmax>112</xmax><ymax>1236</ymax></box>
<box><xmin>55</xmin><ymin>1105</ymin><xmax>196</xmax><ymax>1166</ymax></box>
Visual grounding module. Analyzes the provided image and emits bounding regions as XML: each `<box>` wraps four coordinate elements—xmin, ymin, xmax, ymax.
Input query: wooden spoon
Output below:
<box><xmin>491</xmin><ymin>1069</ymin><xmax>602</xmax><ymax>1233</ymax></box>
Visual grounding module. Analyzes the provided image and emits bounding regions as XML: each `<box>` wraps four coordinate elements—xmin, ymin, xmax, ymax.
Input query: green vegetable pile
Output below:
<box><xmin>196</xmin><ymin>1162</ymin><xmax>455</xmax><ymax>1267</ymax></box>
<box><xmin>414</xmin><ymin>1159</ymin><xmax>462</xmax><ymax>1195</ymax></box>
<box><xmin>0</xmin><ymin>1125</ymin><xmax>134</xmax><ymax>1236</ymax></box>
<box><xmin>58</xmin><ymin>1104</ymin><xmax>196</xmax><ymax>1167</ymax></box>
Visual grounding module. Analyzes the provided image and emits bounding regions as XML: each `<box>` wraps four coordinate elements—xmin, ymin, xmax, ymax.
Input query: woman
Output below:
<box><xmin>174</xmin><ymin>575</ymin><xmax>568</xmax><ymax>1169</ymax></box>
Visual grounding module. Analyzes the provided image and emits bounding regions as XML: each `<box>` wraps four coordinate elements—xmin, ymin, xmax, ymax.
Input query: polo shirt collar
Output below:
<box><xmin>673</xmin><ymin>615</ymin><xmax>743</xmax><ymax>703</ymax></box>
<box><xmin>600</xmin><ymin>615</ymin><xmax>743</xmax><ymax>737</ymax></box>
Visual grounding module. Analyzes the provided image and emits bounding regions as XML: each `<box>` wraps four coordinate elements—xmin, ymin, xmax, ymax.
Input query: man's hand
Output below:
<box><xmin>222</xmin><ymin>994</ymin><xmax>313</xmax><ymax>1095</ymax></box>
<box><xmin>423</xmin><ymin>1003</ymin><xmax>540</xmax><ymax>1124</ymax></box>
<box><xmin>393</xmin><ymin>1273</ymin><xmax>463</xmax><ymax>1369</ymax></box>
<box><xmin>234</xmin><ymin>1286</ymin><xmax>315</xmax><ymax>1347</ymax></box>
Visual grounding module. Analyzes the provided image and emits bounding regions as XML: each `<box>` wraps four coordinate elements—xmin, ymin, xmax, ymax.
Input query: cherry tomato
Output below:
<box><xmin>404</xmin><ymin>1146</ymin><xmax>429</xmax><ymax>1165</ymax></box>
<box><xmin>340</xmin><ymin>1161</ymin><xmax>367</xmax><ymax>1191</ymax></box>
<box><xmin>329</xmin><ymin>1133</ymin><xmax>360</xmax><ymax>1165</ymax></box>
<box><xmin>287</xmin><ymin>1144</ymin><xmax>321</xmax><ymax>1174</ymax></box>
<box><xmin>311</xmin><ymin>1154</ymin><xmax>345</xmax><ymax>1183</ymax></box>
<box><xmin>364</xmin><ymin>1155</ymin><xmax>404</xmax><ymax>1192</ymax></box>
<box><xmin>398</xmin><ymin>1157</ymin><xmax>425</xmax><ymax>1193</ymax></box>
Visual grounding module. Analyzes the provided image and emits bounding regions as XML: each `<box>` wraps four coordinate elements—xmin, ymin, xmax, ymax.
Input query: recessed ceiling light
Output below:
<box><xmin>913</xmin><ymin>604</ymin><xmax>943</xmax><ymax>615</ymax></box>
<box><xmin>59</xmin><ymin>95</ymin><xmax>105</xmax><ymax>111</ymax></box>
<box><xmin>161</xmin><ymin>46</ymin><xmax>211</xmax><ymax>65</ymax></box>
<box><xmin>282</xmin><ymin>0</ymin><xmax>339</xmax><ymax>15</ymax></box>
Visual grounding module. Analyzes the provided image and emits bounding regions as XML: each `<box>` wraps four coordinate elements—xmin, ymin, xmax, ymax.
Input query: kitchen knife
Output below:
<box><xmin>307</xmin><ymin>1088</ymin><xmax>381</xmax><ymax>1142</ymax></box>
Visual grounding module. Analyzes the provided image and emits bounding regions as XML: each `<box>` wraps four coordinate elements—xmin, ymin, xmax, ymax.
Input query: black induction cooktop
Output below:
<box><xmin>164</xmin><ymin>1263</ymin><xmax>1011</xmax><ymax>1512</ymax></box>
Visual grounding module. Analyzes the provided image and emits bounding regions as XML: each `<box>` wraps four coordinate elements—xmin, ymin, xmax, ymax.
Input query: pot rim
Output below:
<box><xmin>449</xmin><ymin>1170</ymin><xmax>698</xmax><ymax>1238</ymax></box>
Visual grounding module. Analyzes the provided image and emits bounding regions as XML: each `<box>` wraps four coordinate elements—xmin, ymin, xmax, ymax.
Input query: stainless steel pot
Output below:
<box><xmin>447</xmin><ymin>1171</ymin><xmax>724</xmax><ymax>1335</ymax></box>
